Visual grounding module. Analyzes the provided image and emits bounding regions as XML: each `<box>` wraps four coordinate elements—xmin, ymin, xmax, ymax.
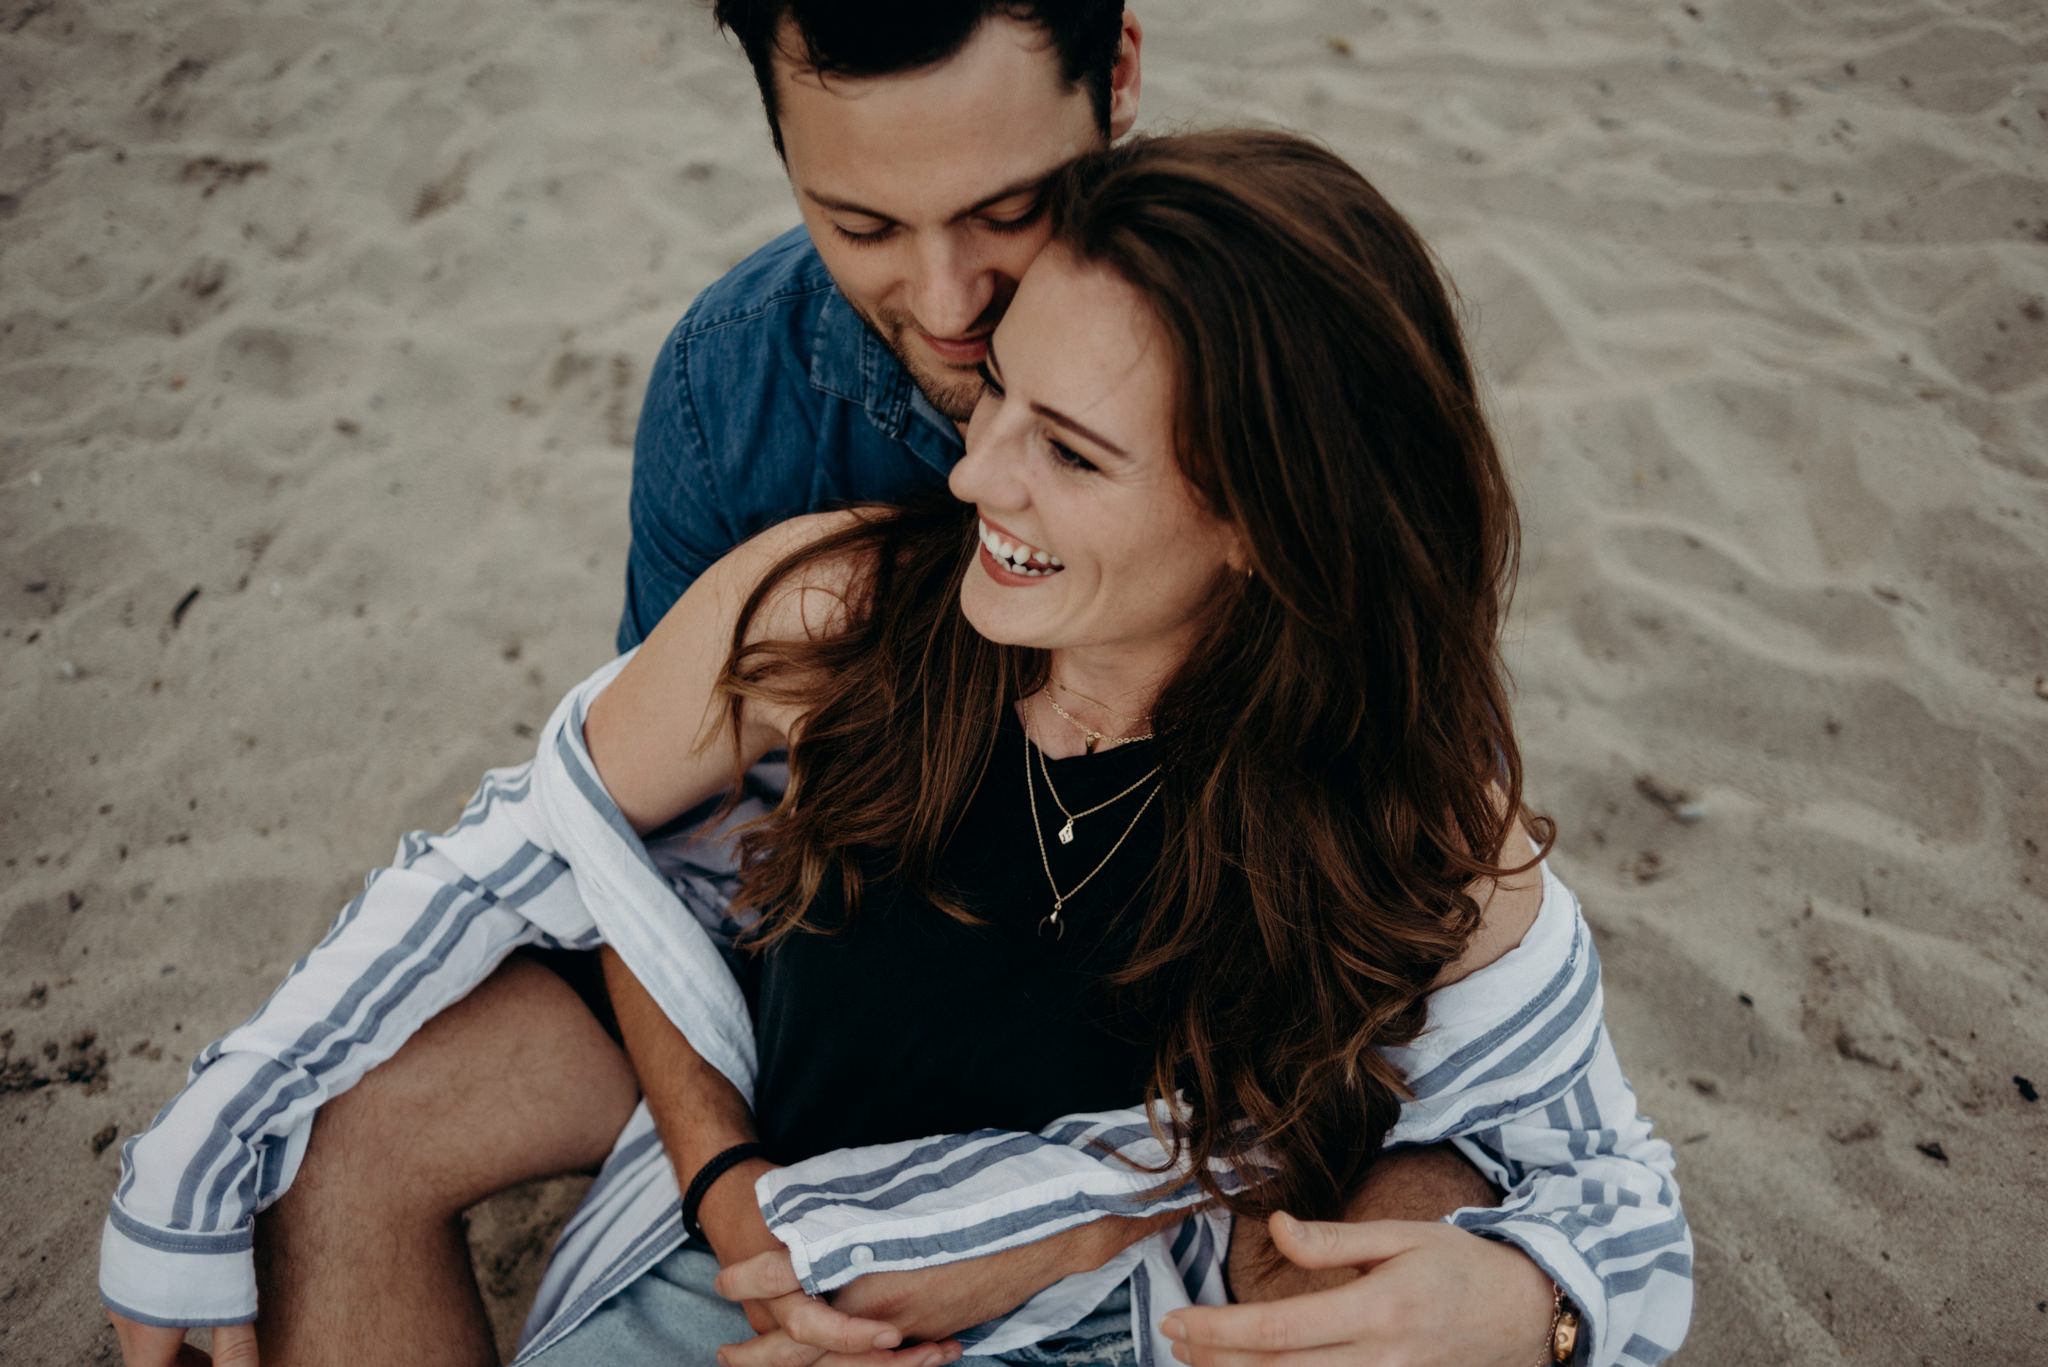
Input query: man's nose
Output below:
<box><xmin>908</xmin><ymin>233</ymin><xmax>997</xmax><ymax>339</ymax></box>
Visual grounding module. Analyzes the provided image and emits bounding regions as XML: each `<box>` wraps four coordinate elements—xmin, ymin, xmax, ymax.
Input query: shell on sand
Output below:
<box><xmin>2</xmin><ymin>1</ymin><xmax>2044</xmax><ymax>1362</ymax></box>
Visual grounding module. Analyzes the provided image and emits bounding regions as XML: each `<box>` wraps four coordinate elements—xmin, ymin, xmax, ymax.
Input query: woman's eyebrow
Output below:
<box><xmin>986</xmin><ymin>340</ymin><xmax>1129</xmax><ymax>459</ymax></box>
<box><xmin>1031</xmin><ymin>401</ymin><xmax>1129</xmax><ymax>459</ymax></box>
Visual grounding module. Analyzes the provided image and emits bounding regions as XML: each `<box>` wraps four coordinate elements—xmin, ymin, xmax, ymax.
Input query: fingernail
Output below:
<box><xmin>874</xmin><ymin>1330</ymin><xmax>902</xmax><ymax>1350</ymax></box>
<box><xmin>1272</xmin><ymin>1211</ymin><xmax>1299</xmax><ymax>1234</ymax></box>
<box><xmin>1161</xmin><ymin>1314</ymin><xmax>1185</xmax><ymax>1339</ymax></box>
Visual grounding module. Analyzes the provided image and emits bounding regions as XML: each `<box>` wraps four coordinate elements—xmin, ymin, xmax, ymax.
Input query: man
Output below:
<box><xmin>103</xmin><ymin>5</ymin><xmax>1689</xmax><ymax>1366</ymax></box>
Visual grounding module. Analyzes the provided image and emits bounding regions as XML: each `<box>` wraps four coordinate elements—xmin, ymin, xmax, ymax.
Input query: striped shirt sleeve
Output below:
<box><xmin>1444</xmin><ymin>1030</ymin><xmax>1692</xmax><ymax>1367</ymax></box>
<box><xmin>98</xmin><ymin>763</ymin><xmax>600</xmax><ymax>1328</ymax></box>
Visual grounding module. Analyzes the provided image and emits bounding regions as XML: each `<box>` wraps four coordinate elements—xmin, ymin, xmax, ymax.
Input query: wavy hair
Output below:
<box><xmin>717</xmin><ymin>129</ymin><xmax>1550</xmax><ymax>1221</ymax></box>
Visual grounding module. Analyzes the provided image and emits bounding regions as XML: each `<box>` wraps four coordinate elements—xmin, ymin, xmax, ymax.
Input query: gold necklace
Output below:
<box><xmin>1023</xmin><ymin>712</ymin><xmax>1160</xmax><ymax>940</ymax></box>
<box><xmin>1034</xmin><ymin>704</ymin><xmax>1161</xmax><ymax>846</ymax></box>
<box><xmin>1042</xmin><ymin>690</ymin><xmax>1155</xmax><ymax>754</ymax></box>
<box><xmin>1051</xmin><ymin>677</ymin><xmax>1151</xmax><ymax>727</ymax></box>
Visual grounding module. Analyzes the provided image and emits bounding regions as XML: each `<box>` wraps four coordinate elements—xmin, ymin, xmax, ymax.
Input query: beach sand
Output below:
<box><xmin>3</xmin><ymin>0</ymin><xmax>2044</xmax><ymax>1362</ymax></box>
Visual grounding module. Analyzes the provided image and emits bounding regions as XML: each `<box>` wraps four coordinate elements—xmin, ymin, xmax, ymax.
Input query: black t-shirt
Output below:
<box><xmin>743</xmin><ymin>705</ymin><xmax>1163</xmax><ymax>1164</ymax></box>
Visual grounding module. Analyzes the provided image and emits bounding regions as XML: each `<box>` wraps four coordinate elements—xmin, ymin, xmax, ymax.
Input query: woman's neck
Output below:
<box><xmin>1028</xmin><ymin>649</ymin><xmax>1172</xmax><ymax>760</ymax></box>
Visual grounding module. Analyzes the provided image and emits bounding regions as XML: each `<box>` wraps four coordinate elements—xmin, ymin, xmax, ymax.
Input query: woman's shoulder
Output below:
<box><xmin>695</xmin><ymin>508</ymin><xmax>881</xmax><ymax>646</ymax></box>
<box><xmin>1433</xmin><ymin>817</ymin><xmax>1546</xmax><ymax>988</ymax></box>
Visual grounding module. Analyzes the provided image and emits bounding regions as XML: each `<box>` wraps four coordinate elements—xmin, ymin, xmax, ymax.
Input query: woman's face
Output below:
<box><xmin>948</xmin><ymin>246</ymin><xmax>1244</xmax><ymax>670</ymax></box>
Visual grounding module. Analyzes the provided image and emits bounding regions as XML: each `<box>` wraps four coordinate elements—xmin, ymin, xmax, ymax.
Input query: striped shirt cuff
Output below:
<box><xmin>99</xmin><ymin>1209</ymin><xmax>258</xmax><ymax>1328</ymax></box>
<box><xmin>1447</xmin><ymin>1210</ymin><xmax>1605</xmax><ymax>1367</ymax></box>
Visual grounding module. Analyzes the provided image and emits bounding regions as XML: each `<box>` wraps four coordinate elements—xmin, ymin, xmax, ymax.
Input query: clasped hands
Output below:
<box><xmin>704</xmin><ymin>1181</ymin><xmax>1123</xmax><ymax>1367</ymax></box>
<box><xmin>706</xmin><ymin>1206</ymin><xmax>1556</xmax><ymax>1367</ymax></box>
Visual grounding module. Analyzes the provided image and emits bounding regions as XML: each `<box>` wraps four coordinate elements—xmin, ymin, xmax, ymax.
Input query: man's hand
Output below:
<box><xmin>1160</xmin><ymin>1215</ymin><xmax>1555</xmax><ymax>1367</ymax></box>
<box><xmin>107</xmin><ymin>1311</ymin><xmax>259</xmax><ymax>1367</ymax></box>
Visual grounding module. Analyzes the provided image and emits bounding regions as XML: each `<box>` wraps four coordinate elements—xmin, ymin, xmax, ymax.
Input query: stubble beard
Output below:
<box><xmin>846</xmin><ymin>300</ymin><xmax>988</xmax><ymax>426</ymax></box>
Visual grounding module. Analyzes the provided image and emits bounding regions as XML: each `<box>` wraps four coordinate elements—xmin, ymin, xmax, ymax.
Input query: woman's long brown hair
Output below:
<box><xmin>716</xmin><ymin>129</ymin><xmax>1551</xmax><ymax>1221</ymax></box>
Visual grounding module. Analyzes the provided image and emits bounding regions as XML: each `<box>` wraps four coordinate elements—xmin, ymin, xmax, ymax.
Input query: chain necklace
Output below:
<box><xmin>1032</xmin><ymin>700</ymin><xmax>1159</xmax><ymax>846</ymax></box>
<box><xmin>1023</xmin><ymin>710</ymin><xmax>1160</xmax><ymax>940</ymax></box>
<box><xmin>1042</xmin><ymin>690</ymin><xmax>1155</xmax><ymax>754</ymax></box>
<box><xmin>1051</xmin><ymin>677</ymin><xmax>1151</xmax><ymax>727</ymax></box>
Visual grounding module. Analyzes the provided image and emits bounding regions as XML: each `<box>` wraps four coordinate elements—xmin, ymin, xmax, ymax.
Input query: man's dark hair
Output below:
<box><xmin>713</xmin><ymin>0</ymin><xmax>1126</xmax><ymax>156</ymax></box>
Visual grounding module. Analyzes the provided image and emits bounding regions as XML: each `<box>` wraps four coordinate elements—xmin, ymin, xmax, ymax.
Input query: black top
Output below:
<box><xmin>743</xmin><ymin>704</ymin><xmax>1163</xmax><ymax>1164</ymax></box>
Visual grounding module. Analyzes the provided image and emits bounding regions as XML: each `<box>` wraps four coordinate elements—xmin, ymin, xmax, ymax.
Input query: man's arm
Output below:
<box><xmin>618</xmin><ymin>316</ymin><xmax>737</xmax><ymax>652</ymax></box>
<box><xmin>1223</xmin><ymin>1145</ymin><xmax>1499</xmax><ymax>1302</ymax></box>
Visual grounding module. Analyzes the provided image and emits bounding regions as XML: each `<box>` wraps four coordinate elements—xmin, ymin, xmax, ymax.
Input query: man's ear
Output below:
<box><xmin>1107</xmin><ymin>10</ymin><xmax>1143</xmax><ymax>140</ymax></box>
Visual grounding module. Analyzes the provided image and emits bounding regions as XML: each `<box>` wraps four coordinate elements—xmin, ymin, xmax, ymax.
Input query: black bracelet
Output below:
<box><xmin>682</xmin><ymin>1141</ymin><xmax>770</xmax><ymax>1242</ymax></box>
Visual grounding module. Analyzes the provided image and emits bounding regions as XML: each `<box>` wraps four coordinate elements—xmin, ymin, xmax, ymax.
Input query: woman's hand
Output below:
<box><xmin>711</xmin><ymin>1248</ymin><xmax>961</xmax><ymax>1367</ymax></box>
<box><xmin>1161</xmin><ymin>1215</ymin><xmax>1556</xmax><ymax>1367</ymax></box>
<box><xmin>106</xmin><ymin>1311</ymin><xmax>258</xmax><ymax>1367</ymax></box>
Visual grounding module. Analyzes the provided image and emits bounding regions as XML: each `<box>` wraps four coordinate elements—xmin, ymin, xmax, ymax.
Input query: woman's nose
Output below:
<box><xmin>949</xmin><ymin>402</ymin><xmax>1030</xmax><ymax>511</ymax></box>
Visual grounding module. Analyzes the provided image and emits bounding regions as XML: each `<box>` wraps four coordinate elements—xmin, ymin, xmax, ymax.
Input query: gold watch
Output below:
<box><xmin>1544</xmin><ymin>1285</ymin><xmax>1582</xmax><ymax>1364</ymax></box>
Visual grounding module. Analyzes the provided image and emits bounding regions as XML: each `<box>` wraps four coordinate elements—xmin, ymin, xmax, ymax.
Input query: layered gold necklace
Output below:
<box><xmin>1023</xmin><ymin>698</ymin><xmax>1160</xmax><ymax>940</ymax></box>
<box><xmin>1043</xmin><ymin>678</ymin><xmax>1154</xmax><ymax>754</ymax></box>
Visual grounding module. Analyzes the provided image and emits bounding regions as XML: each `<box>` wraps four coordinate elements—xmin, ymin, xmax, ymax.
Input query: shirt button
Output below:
<box><xmin>849</xmin><ymin>1245</ymin><xmax>874</xmax><ymax>1267</ymax></box>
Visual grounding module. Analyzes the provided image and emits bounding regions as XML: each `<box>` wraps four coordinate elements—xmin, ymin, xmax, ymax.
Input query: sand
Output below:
<box><xmin>2</xmin><ymin>0</ymin><xmax>2044</xmax><ymax>1362</ymax></box>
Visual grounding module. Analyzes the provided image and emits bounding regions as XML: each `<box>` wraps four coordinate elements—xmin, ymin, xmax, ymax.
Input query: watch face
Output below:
<box><xmin>1552</xmin><ymin>1308</ymin><xmax>1581</xmax><ymax>1362</ymax></box>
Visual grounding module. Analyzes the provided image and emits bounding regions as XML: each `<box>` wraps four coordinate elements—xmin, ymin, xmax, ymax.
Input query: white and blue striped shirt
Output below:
<box><xmin>100</xmin><ymin>655</ymin><xmax>1692</xmax><ymax>1366</ymax></box>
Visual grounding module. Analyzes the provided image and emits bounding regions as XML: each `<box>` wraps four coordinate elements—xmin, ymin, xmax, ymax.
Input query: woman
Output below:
<box><xmin>531</xmin><ymin>130</ymin><xmax>1682</xmax><ymax>1366</ymax></box>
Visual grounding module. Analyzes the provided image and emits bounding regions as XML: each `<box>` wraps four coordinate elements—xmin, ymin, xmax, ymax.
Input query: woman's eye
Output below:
<box><xmin>1048</xmin><ymin>438</ymin><xmax>1098</xmax><ymax>474</ymax></box>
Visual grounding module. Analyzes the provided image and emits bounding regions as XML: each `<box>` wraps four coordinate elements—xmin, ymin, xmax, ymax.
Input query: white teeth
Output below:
<box><xmin>976</xmin><ymin>517</ymin><xmax>1062</xmax><ymax>575</ymax></box>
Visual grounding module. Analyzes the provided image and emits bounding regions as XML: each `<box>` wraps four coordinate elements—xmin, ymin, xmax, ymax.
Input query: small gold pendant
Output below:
<box><xmin>1082</xmin><ymin>734</ymin><xmax>1098</xmax><ymax>755</ymax></box>
<box><xmin>1058</xmin><ymin>819</ymin><xmax>1075</xmax><ymax>844</ymax></box>
<box><xmin>1039</xmin><ymin>905</ymin><xmax>1065</xmax><ymax>940</ymax></box>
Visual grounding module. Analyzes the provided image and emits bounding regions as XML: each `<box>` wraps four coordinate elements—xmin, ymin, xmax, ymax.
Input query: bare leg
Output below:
<box><xmin>254</xmin><ymin>954</ymin><xmax>640</xmax><ymax>1367</ymax></box>
<box><xmin>1226</xmin><ymin>1144</ymin><xmax>1498</xmax><ymax>1301</ymax></box>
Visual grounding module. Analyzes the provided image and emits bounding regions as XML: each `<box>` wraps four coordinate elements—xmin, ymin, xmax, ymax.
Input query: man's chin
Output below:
<box><xmin>853</xmin><ymin>308</ymin><xmax>985</xmax><ymax>425</ymax></box>
<box><xmin>920</xmin><ymin>374</ymin><xmax>986</xmax><ymax>425</ymax></box>
<box><xmin>897</xmin><ymin>354</ymin><xmax>983</xmax><ymax>425</ymax></box>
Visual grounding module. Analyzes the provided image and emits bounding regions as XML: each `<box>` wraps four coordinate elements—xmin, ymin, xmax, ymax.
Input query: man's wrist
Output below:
<box><xmin>697</xmin><ymin>1157</ymin><xmax>782</xmax><ymax>1261</ymax></box>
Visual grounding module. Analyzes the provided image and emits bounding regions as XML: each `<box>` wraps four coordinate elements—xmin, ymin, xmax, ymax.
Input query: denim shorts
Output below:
<box><xmin>524</xmin><ymin>1239</ymin><xmax>1137</xmax><ymax>1367</ymax></box>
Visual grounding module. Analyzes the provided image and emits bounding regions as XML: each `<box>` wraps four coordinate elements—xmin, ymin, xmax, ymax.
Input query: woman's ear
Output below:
<box><xmin>1223</xmin><ymin>526</ymin><xmax>1254</xmax><ymax>581</ymax></box>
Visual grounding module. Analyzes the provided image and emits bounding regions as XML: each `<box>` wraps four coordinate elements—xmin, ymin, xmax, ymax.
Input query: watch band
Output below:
<box><xmin>681</xmin><ymin>1141</ymin><xmax>770</xmax><ymax>1243</ymax></box>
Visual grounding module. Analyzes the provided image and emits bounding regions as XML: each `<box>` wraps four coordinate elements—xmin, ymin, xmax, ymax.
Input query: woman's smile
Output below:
<box><xmin>976</xmin><ymin>515</ymin><xmax>1065</xmax><ymax>579</ymax></box>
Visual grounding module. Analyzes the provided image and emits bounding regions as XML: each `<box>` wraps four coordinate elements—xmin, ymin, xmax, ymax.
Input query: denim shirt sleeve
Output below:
<box><xmin>618</xmin><ymin>318</ymin><xmax>732</xmax><ymax>652</ymax></box>
<box><xmin>616</xmin><ymin>230</ymin><xmax>960</xmax><ymax>653</ymax></box>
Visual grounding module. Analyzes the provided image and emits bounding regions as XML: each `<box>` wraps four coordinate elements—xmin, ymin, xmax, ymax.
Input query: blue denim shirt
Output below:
<box><xmin>618</xmin><ymin>227</ymin><xmax>965</xmax><ymax>651</ymax></box>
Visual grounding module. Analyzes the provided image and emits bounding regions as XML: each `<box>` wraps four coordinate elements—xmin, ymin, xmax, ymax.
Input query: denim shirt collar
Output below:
<box><xmin>810</xmin><ymin>288</ymin><xmax>964</xmax><ymax>478</ymax></box>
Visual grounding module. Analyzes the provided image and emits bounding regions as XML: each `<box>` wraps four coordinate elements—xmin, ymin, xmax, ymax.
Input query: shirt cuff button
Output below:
<box><xmin>850</xmin><ymin>1245</ymin><xmax>875</xmax><ymax>1267</ymax></box>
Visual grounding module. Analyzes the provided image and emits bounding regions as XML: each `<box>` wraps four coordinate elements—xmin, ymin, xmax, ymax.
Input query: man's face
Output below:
<box><xmin>773</xmin><ymin>13</ymin><xmax>1138</xmax><ymax>424</ymax></box>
